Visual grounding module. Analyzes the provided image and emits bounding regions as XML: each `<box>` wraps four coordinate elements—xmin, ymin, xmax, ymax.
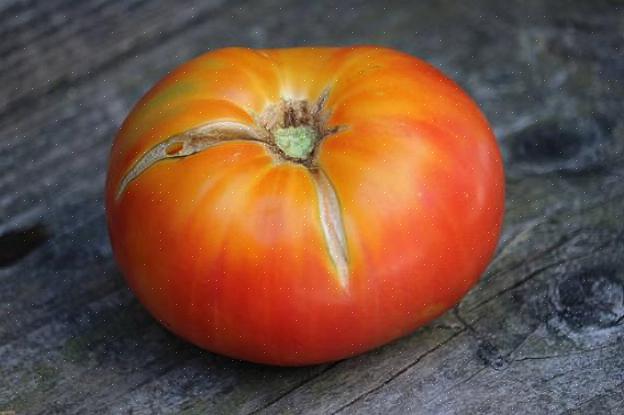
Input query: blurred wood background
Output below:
<box><xmin>1</xmin><ymin>0</ymin><xmax>623</xmax><ymax>413</ymax></box>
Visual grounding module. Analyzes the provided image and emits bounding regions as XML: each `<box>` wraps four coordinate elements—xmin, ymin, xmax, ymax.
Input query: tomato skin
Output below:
<box><xmin>106</xmin><ymin>46</ymin><xmax>504</xmax><ymax>366</ymax></box>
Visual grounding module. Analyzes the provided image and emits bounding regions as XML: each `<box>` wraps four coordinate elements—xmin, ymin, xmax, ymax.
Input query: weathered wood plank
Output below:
<box><xmin>1</xmin><ymin>0</ymin><xmax>623</xmax><ymax>414</ymax></box>
<box><xmin>564</xmin><ymin>385</ymin><xmax>624</xmax><ymax>415</ymax></box>
<box><xmin>0</xmin><ymin>0</ymin><xmax>231</xmax><ymax>116</ymax></box>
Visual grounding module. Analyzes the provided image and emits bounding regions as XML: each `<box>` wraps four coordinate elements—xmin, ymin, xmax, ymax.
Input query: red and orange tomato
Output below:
<box><xmin>106</xmin><ymin>46</ymin><xmax>504</xmax><ymax>366</ymax></box>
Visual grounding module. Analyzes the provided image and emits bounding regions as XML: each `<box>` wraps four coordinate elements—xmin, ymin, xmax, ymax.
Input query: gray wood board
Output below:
<box><xmin>1</xmin><ymin>0</ymin><xmax>623</xmax><ymax>413</ymax></box>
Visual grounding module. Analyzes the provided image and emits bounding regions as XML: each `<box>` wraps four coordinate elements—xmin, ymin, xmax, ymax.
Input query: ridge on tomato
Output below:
<box><xmin>106</xmin><ymin>46</ymin><xmax>504</xmax><ymax>366</ymax></box>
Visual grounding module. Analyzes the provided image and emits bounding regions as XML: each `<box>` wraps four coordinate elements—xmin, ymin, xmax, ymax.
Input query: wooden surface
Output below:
<box><xmin>1</xmin><ymin>0</ymin><xmax>623</xmax><ymax>413</ymax></box>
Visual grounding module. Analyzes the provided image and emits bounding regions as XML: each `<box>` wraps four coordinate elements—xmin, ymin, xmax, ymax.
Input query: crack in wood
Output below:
<box><xmin>87</xmin><ymin>355</ymin><xmax>197</xmax><ymax>413</ymax></box>
<box><xmin>477</xmin><ymin>228</ymin><xmax>584</xmax><ymax>298</ymax></box>
<box><xmin>468</xmin><ymin>262</ymin><xmax>562</xmax><ymax>313</ymax></box>
<box><xmin>512</xmin><ymin>343</ymin><xmax>619</xmax><ymax>363</ymax></box>
<box><xmin>330</xmin><ymin>329</ymin><xmax>467</xmax><ymax>415</ymax></box>
<box><xmin>464</xmin><ymin>229</ymin><xmax>597</xmax><ymax>314</ymax></box>
<box><xmin>245</xmin><ymin>361</ymin><xmax>342</xmax><ymax>415</ymax></box>
<box><xmin>453</xmin><ymin>308</ymin><xmax>480</xmax><ymax>335</ymax></box>
<box><xmin>46</xmin><ymin>347</ymin><xmax>195</xmax><ymax>414</ymax></box>
<box><xmin>498</xmin><ymin>325</ymin><xmax>540</xmax><ymax>362</ymax></box>
<box><xmin>453</xmin><ymin>309</ymin><xmax>510</xmax><ymax>370</ymax></box>
<box><xmin>557</xmin><ymin>379</ymin><xmax>624</xmax><ymax>415</ymax></box>
<box><xmin>0</xmin><ymin>0</ymin><xmax>249</xmax><ymax>120</ymax></box>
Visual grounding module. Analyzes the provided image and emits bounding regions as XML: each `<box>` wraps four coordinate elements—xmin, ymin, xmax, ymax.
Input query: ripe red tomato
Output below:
<box><xmin>106</xmin><ymin>46</ymin><xmax>504</xmax><ymax>366</ymax></box>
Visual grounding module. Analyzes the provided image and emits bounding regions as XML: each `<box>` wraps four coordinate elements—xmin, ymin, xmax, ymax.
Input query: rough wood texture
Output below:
<box><xmin>1</xmin><ymin>0</ymin><xmax>623</xmax><ymax>413</ymax></box>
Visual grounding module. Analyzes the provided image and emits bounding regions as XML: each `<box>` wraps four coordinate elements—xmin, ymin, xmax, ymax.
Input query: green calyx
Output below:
<box><xmin>274</xmin><ymin>126</ymin><xmax>318</xmax><ymax>160</ymax></box>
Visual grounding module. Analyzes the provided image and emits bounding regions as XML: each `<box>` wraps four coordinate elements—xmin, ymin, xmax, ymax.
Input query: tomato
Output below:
<box><xmin>106</xmin><ymin>46</ymin><xmax>504</xmax><ymax>366</ymax></box>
